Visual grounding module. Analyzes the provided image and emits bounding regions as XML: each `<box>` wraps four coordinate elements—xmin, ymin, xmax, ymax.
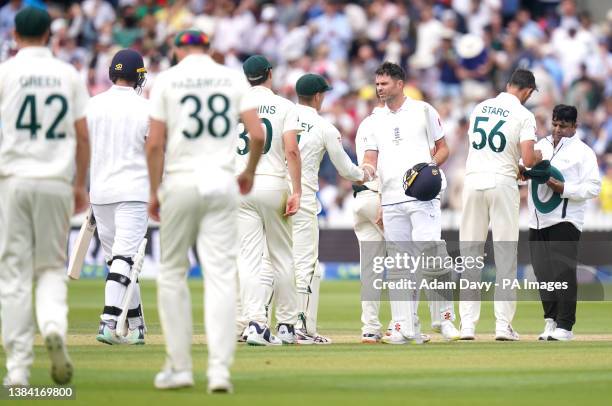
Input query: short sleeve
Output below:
<box><xmin>425</xmin><ymin>103</ymin><xmax>444</xmax><ymax>142</ymax></box>
<box><xmin>149</xmin><ymin>72</ymin><xmax>167</xmax><ymax>122</ymax></box>
<box><xmin>282</xmin><ymin>104</ymin><xmax>301</xmax><ymax>133</ymax></box>
<box><xmin>72</xmin><ymin>69</ymin><xmax>90</xmax><ymax>121</ymax></box>
<box><xmin>519</xmin><ymin>113</ymin><xmax>537</xmax><ymax>143</ymax></box>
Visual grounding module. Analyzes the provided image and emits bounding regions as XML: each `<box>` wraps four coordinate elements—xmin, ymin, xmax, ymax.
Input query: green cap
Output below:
<box><xmin>295</xmin><ymin>73</ymin><xmax>332</xmax><ymax>96</ymax></box>
<box><xmin>15</xmin><ymin>7</ymin><xmax>51</xmax><ymax>38</ymax></box>
<box><xmin>243</xmin><ymin>55</ymin><xmax>272</xmax><ymax>81</ymax></box>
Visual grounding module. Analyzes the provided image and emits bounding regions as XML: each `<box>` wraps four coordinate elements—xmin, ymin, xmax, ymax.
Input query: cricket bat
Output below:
<box><xmin>67</xmin><ymin>207</ymin><xmax>96</xmax><ymax>280</ymax></box>
<box><xmin>116</xmin><ymin>238</ymin><xmax>147</xmax><ymax>337</ymax></box>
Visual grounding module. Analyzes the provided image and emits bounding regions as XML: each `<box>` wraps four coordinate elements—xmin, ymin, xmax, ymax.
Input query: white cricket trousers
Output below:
<box><xmin>157</xmin><ymin>185</ymin><xmax>237</xmax><ymax>382</ymax></box>
<box><xmin>382</xmin><ymin>199</ymin><xmax>455</xmax><ymax>334</ymax></box>
<box><xmin>352</xmin><ymin>190</ymin><xmax>384</xmax><ymax>335</ymax></box>
<box><xmin>238</xmin><ymin>175</ymin><xmax>297</xmax><ymax>326</ymax></box>
<box><xmin>0</xmin><ymin>178</ymin><xmax>72</xmax><ymax>377</ymax></box>
<box><xmin>459</xmin><ymin>174</ymin><xmax>519</xmax><ymax>331</ymax></box>
<box><xmin>91</xmin><ymin>202</ymin><xmax>148</xmax><ymax>326</ymax></box>
<box><xmin>292</xmin><ymin>192</ymin><xmax>323</xmax><ymax>334</ymax></box>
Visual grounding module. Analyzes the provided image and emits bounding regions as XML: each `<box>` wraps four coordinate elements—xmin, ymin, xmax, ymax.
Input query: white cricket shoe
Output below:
<box><xmin>154</xmin><ymin>369</ymin><xmax>194</xmax><ymax>389</ymax></box>
<box><xmin>237</xmin><ymin>326</ymin><xmax>248</xmax><ymax>343</ymax></box>
<box><xmin>538</xmin><ymin>318</ymin><xmax>557</xmax><ymax>341</ymax></box>
<box><xmin>381</xmin><ymin>322</ymin><xmax>421</xmax><ymax>344</ymax></box>
<box><xmin>2</xmin><ymin>369</ymin><xmax>29</xmax><ymax>387</ymax></box>
<box><xmin>440</xmin><ymin>320</ymin><xmax>461</xmax><ymax>341</ymax></box>
<box><xmin>246</xmin><ymin>321</ymin><xmax>282</xmax><ymax>346</ymax></box>
<box><xmin>295</xmin><ymin>328</ymin><xmax>315</xmax><ymax>345</ymax></box>
<box><xmin>276</xmin><ymin>324</ymin><xmax>296</xmax><ymax>344</ymax></box>
<box><xmin>420</xmin><ymin>333</ymin><xmax>432</xmax><ymax>343</ymax></box>
<box><xmin>548</xmin><ymin>328</ymin><xmax>573</xmax><ymax>341</ymax></box>
<box><xmin>208</xmin><ymin>377</ymin><xmax>233</xmax><ymax>394</ymax></box>
<box><xmin>459</xmin><ymin>324</ymin><xmax>475</xmax><ymax>340</ymax></box>
<box><xmin>312</xmin><ymin>333</ymin><xmax>332</xmax><ymax>345</ymax></box>
<box><xmin>362</xmin><ymin>332</ymin><xmax>382</xmax><ymax>344</ymax></box>
<box><xmin>495</xmin><ymin>325</ymin><xmax>520</xmax><ymax>341</ymax></box>
<box><xmin>45</xmin><ymin>333</ymin><xmax>73</xmax><ymax>385</ymax></box>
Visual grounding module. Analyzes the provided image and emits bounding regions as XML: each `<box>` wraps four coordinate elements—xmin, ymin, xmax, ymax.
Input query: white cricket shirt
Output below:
<box><xmin>355</xmin><ymin>107</ymin><xmax>384</xmax><ymax>192</ymax></box>
<box><xmin>149</xmin><ymin>54</ymin><xmax>256</xmax><ymax>186</ymax></box>
<box><xmin>235</xmin><ymin>86</ymin><xmax>301</xmax><ymax>179</ymax></box>
<box><xmin>528</xmin><ymin>135</ymin><xmax>601</xmax><ymax>231</ymax></box>
<box><xmin>87</xmin><ymin>85</ymin><xmax>149</xmax><ymax>204</ymax></box>
<box><xmin>0</xmin><ymin>46</ymin><xmax>89</xmax><ymax>183</ymax></box>
<box><xmin>295</xmin><ymin>103</ymin><xmax>363</xmax><ymax>194</ymax></box>
<box><xmin>465</xmin><ymin>92</ymin><xmax>537</xmax><ymax>187</ymax></box>
<box><xmin>364</xmin><ymin>97</ymin><xmax>445</xmax><ymax>206</ymax></box>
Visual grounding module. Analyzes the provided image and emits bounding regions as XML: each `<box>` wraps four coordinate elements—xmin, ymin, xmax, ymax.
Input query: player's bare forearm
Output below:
<box><xmin>146</xmin><ymin>119</ymin><xmax>166</xmax><ymax>196</ymax></box>
<box><xmin>520</xmin><ymin>140</ymin><xmax>541</xmax><ymax>168</ymax></box>
<box><xmin>283</xmin><ymin>130</ymin><xmax>302</xmax><ymax>196</ymax></box>
<box><xmin>73</xmin><ymin>118</ymin><xmax>90</xmax><ymax>190</ymax></box>
<box><xmin>432</xmin><ymin>138</ymin><xmax>449</xmax><ymax>166</ymax></box>
<box><xmin>241</xmin><ymin>109</ymin><xmax>264</xmax><ymax>173</ymax></box>
<box><xmin>362</xmin><ymin>150</ymin><xmax>378</xmax><ymax>172</ymax></box>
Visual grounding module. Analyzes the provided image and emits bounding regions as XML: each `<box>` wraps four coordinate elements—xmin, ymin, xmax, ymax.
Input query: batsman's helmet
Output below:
<box><xmin>109</xmin><ymin>49</ymin><xmax>147</xmax><ymax>89</ymax></box>
<box><xmin>403</xmin><ymin>163</ymin><xmax>442</xmax><ymax>201</ymax></box>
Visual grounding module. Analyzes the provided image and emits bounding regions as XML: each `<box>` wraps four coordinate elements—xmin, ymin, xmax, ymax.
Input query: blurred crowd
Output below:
<box><xmin>1</xmin><ymin>0</ymin><xmax>611</xmax><ymax>227</ymax></box>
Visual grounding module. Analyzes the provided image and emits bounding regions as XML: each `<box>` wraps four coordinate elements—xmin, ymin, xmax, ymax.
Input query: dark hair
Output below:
<box><xmin>552</xmin><ymin>104</ymin><xmax>578</xmax><ymax>124</ymax></box>
<box><xmin>375</xmin><ymin>61</ymin><xmax>406</xmax><ymax>81</ymax></box>
<box><xmin>298</xmin><ymin>94</ymin><xmax>316</xmax><ymax>104</ymax></box>
<box><xmin>247</xmin><ymin>69</ymin><xmax>271</xmax><ymax>87</ymax></box>
<box><xmin>508</xmin><ymin>68</ymin><xmax>537</xmax><ymax>90</ymax></box>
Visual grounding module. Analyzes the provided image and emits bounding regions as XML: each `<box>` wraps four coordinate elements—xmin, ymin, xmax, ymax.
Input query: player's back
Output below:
<box><xmin>235</xmin><ymin>86</ymin><xmax>299</xmax><ymax>178</ymax></box>
<box><xmin>294</xmin><ymin>103</ymin><xmax>334</xmax><ymax>193</ymax></box>
<box><xmin>0</xmin><ymin>47</ymin><xmax>88</xmax><ymax>182</ymax></box>
<box><xmin>87</xmin><ymin>86</ymin><xmax>149</xmax><ymax>204</ymax></box>
<box><xmin>355</xmin><ymin>107</ymin><xmax>384</xmax><ymax>192</ymax></box>
<box><xmin>149</xmin><ymin>54</ymin><xmax>252</xmax><ymax>184</ymax></box>
<box><xmin>465</xmin><ymin>92</ymin><xmax>536</xmax><ymax>179</ymax></box>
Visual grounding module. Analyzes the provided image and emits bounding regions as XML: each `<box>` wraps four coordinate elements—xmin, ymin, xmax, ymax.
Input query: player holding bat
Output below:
<box><xmin>85</xmin><ymin>49</ymin><xmax>150</xmax><ymax>345</ymax></box>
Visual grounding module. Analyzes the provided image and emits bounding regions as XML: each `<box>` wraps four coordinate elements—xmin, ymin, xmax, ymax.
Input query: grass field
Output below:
<box><xmin>2</xmin><ymin>280</ymin><xmax>612</xmax><ymax>405</ymax></box>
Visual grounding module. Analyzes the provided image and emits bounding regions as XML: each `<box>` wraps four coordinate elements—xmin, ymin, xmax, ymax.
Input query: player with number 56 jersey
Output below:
<box><xmin>459</xmin><ymin>69</ymin><xmax>542</xmax><ymax>342</ymax></box>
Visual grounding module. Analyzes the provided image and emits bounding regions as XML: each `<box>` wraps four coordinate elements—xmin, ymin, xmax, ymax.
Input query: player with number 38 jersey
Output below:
<box><xmin>146</xmin><ymin>30</ymin><xmax>264</xmax><ymax>393</ymax></box>
<box><xmin>460</xmin><ymin>69</ymin><xmax>542</xmax><ymax>342</ymax></box>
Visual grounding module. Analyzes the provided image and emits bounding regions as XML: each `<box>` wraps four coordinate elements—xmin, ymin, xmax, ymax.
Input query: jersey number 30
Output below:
<box><xmin>16</xmin><ymin>94</ymin><xmax>68</xmax><ymax>139</ymax></box>
<box><xmin>237</xmin><ymin>118</ymin><xmax>273</xmax><ymax>155</ymax></box>
<box><xmin>180</xmin><ymin>93</ymin><xmax>230</xmax><ymax>139</ymax></box>
<box><xmin>472</xmin><ymin>116</ymin><xmax>506</xmax><ymax>153</ymax></box>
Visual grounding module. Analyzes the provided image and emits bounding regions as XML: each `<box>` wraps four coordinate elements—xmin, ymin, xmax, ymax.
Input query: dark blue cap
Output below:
<box><xmin>109</xmin><ymin>49</ymin><xmax>146</xmax><ymax>82</ymax></box>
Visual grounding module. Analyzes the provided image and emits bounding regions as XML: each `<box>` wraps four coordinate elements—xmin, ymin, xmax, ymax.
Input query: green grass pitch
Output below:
<box><xmin>2</xmin><ymin>280</ymin><xmax>612</xmax><ymax>405</ymax></box>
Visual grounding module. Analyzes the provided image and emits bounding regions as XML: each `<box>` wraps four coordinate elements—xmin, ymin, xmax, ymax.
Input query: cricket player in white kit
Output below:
<box><xmin>362</xmin><ymin>62</ymin><xmax>460</xmax><ymax>344</ymax></box>
<box><xmin>0</xmin><ymin>7</ymin><xmax>90</xmax><ymax>386</ymax></box>
<box><xmin>459</xmin><ymin>69</ymin><xmax>542</xmax><ymax>341</ymax></box>
<box><xmin>353</xmin><ymin>103</ymin><xmax>386</xmax><ymax>343</ymax></box>
<box><xmin>146</xmin><ymin>30</ymin><xmax>264</xmax><ymax>393</ymax></box>
<box><xmin>292</xmin><ymin>74</ymin><xmax>369</xmax><ymax>344</ymax></box>
<box><xmin>87</xmin><ymin>49</ymin><xmax>149</xmax><ymax>345</ymax></box>
<box><xmin>236</xmin><ymin>55</ymin><xmax>302</xmax><ymax>346</ymax></box>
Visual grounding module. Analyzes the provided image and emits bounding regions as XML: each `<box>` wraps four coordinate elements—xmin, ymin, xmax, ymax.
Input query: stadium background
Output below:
<box><xmin>2</xmin><ymin>0</ymin><xmax>610</xmax><ymax>280</ymax></box>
